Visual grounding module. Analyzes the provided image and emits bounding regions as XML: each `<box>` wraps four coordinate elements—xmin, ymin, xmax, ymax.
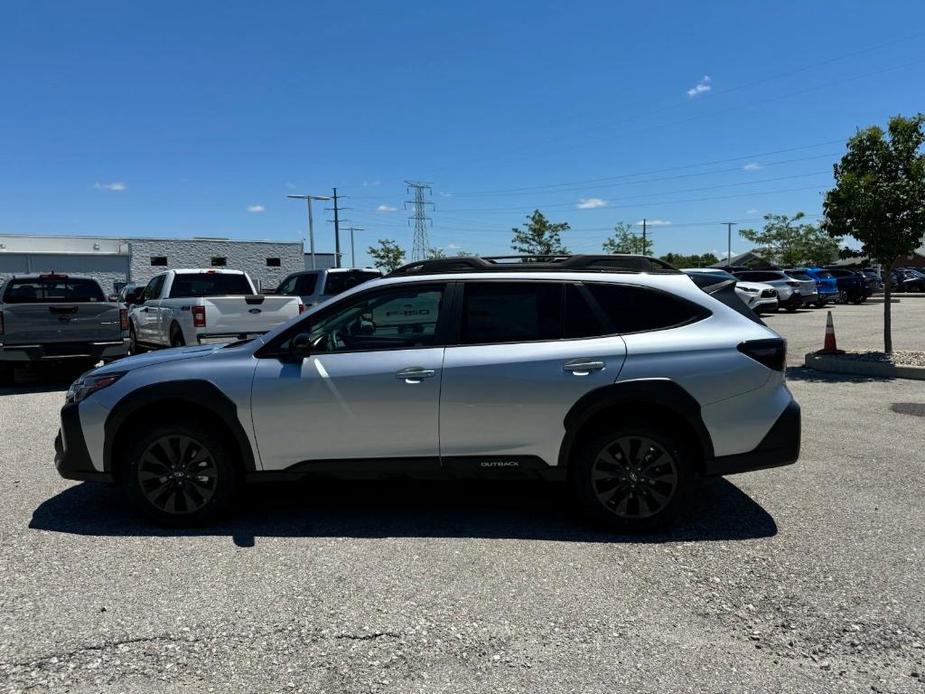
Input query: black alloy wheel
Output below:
<box><xmin>137</xmin><ymin>434</ymin><xmax>219</xmax><ymax>515</ymax></box>
<box><xmin>573</xmin><ymin>427</ymin><xmax>690</xmax><ymax>532</ymax></box>
<box><xmin>122</xmin><ymin>422</ymin><xmax>237</xmax><ymax>525</ymax></box>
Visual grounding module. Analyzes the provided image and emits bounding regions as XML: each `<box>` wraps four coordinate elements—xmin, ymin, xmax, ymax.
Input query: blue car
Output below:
<box><xmin>787</xmin><ymin>268</ymin><xmax>838</xmax><ymax>307</ymax></box>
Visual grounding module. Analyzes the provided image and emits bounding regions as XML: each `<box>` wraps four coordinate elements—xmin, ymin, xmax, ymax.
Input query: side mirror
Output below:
<box><xmin>289</xmin><ymin>332</ymin><xmax>312</xmax><ymax>360</ymax></box>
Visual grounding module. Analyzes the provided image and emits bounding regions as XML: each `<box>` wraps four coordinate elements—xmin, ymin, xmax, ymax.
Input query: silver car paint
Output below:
<box><xmin>71</xmin><ymin>270</ymin><xmax>796</xmax><ymax>473</ymax></box>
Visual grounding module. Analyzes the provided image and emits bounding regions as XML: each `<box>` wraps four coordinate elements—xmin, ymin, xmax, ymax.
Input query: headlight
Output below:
<box><xmin>65</xmin><ymin>372</ymin><xmax>125</xmax><ymax>404</ymax></box>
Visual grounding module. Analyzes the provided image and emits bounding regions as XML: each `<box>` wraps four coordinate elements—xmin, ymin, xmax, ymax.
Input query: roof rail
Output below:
<box><xmin>388</xmin><ymin>254</ymin><xmax>680</xmax><ymax>277</ymax></box>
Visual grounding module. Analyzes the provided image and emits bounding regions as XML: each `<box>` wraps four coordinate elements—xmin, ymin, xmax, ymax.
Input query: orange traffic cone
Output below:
<box><xmin>818</xmin><ymin>310</ymin><xmax>844</xmax><ymax>354</ymax></box>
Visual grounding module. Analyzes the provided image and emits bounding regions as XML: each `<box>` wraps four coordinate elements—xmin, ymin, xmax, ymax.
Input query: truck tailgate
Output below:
<box><xmin>1</xmin><ymin>303</ymin><xmax>124</xmax><ymax>344</ymax></box>
<box><xmin>202</xmin><ymin>295</ymin><xmax>300</xmax><ymax>335</ymax></box>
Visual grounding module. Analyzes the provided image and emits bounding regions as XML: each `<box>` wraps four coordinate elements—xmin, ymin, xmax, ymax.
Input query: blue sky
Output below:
<box><xmin>2</xmin><ymin>1</ymin><xmax>923</xmax><ymax>265</ymax></box>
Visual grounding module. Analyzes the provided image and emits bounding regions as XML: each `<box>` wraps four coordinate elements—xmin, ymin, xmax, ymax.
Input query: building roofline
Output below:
<box><xmin>0</xmin><ymin>233</ymin><xmax>302</xmax><ymax>247</ymax></box>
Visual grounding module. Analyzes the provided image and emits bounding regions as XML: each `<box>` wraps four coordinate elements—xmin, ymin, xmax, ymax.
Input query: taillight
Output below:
<box><xmin>738</xmin><ymin>339</ymin><xmax>786</xmax><ymax>371</ymax></box>
<box><xmin>119</xmin><ymin>308</ymin><xmax>129</xmax><ymax>331</ymax></box>
<box><xmin>192</xmin><ymin>305</ymin><xmax>206</xmax><ymax>328</ymax></box>
<box><xmin>298</xmin><ymin>303</ymin><xmax>305</xmax><ymax>314</ymax></box>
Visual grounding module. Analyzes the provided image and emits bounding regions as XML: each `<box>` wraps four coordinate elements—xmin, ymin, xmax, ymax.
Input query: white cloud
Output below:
<box><xmin>93</xmin><ymin>181</ymin><xmax>126</xmax><ymax>191</ymax></box>
<box><xmin>746</xmin><ymin>208</ymin><xmax>759</xmax><ymax>214</ymax></box>
<box><xmin>686</xmin><ymin>75</ymin><xmax>712</xmax><ymax>98</ymax></box>
<box><xmin>246</xmin><ymin>204</ymin><xmax>265</xmax><ymax>213</ymax></box>
<box><xmin>577</xmin><ymin>197</ymin><xmax>608</xmax><ymax>209</ymax></box>
<box><xmin>285</xmin><ymin>182</ymin><xmax>297</xmax><ymax>189</ymax></box>
<box><xmin>363</xmin><ymin>180</ymin><xmax>381</xmax><ymax>187</ymax></box>
<box><xmin>447</xmin><ymin>243</ymin><xmax>462</xmax><ymax>249</ymax></box>
<box><xmin>635</xmin><ymin>219</ymin><xmax>672</xmax><ymax>226</ymax></box>
<box><xmin>743</xmin><ymin>162</ymin><xmax>762</xmax><ymax>171</ymax></box>
<box><xmin>439</xmin><ymin>191</ymin><xmax>453</xmax><ymax>198</ymax></box>
<box><xmin>377</xmin><ymin>204</ymin><xmax>398</xmax><ymax>213</ymax></box>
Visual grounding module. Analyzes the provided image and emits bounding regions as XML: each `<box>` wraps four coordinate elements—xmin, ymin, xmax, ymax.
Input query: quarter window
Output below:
<box><xmin>585</xmin><ymin>283</ymin><xmax>708</xmax><ymax>333</ymax></box>
<box><xmin>460</xmin><ymin>282</ymin><xmax>562</xmax><ymax>344</ymax></box>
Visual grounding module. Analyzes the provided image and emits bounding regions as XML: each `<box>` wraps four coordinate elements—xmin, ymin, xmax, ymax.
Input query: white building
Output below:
<box><xmin>0</xmin><ymin>234</ymin><xmax>307</xmax><ymax>292</ymax></box>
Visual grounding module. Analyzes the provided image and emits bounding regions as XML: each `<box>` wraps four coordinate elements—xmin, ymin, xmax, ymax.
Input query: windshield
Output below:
<box><xmin>168</xmin><ymin>273</ymin><xmax>252</xmax><ymax>298</ymax></box>
<box><xmin>2</xmin><ymin>277</ymin><xmax>105</xmax><ymax>303</ymax></box>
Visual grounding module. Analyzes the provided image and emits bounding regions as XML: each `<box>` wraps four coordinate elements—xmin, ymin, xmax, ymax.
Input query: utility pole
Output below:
<box><xmin>723</xmin><ymin>222</ymin><xmax>737</xmax><ymax>266</ymax></box>
<box><xmin>343</xmin><ymin>226</ymin><xmax>364</xmax><ymax>267</ymax></box>
<box><xmin>641</xmin><ymin>218</ymin><xmax>647</xmax><ymax>253</ymax></box>
<box><xmin>404</xmin><ymin>181</ymin><xmax>434</xmax><ymax>262</ymax></box>
<box><xmin>287</xmin><ymin>193</ymin><xmax>331</xmax><ymax>269</ymax></box>
<box><xmin>326</xmin><ymin>188</ymin><xmax>349</xmax><ymax>267</ymax></box>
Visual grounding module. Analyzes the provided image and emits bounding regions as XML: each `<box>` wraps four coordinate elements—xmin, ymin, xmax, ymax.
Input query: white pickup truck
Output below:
<box><xmin>126</xmin><ymin>269</ymin><xmax>303</xmax><ymax>351</ymax></box>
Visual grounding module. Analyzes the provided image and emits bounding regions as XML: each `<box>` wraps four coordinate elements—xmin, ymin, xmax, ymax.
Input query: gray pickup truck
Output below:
<box><xmin>0</xmin><ymin>273</ymin><xmax>129</xmax><ymax>384</ymax></box>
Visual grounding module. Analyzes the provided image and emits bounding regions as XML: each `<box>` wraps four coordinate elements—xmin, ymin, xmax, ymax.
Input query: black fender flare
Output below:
<box><xmin>557</xmin><ymin>379</ymin><xmax>714</xmax><ymax>467</ymax></box>
<box><xmin>103</xmin><ymin>380</ymin><xmax>257</xmax><ymax>473</ymax></box>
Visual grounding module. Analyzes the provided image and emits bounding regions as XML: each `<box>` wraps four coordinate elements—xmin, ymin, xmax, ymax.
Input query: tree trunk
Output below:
<box><xmin>883</xmin><ymin>260</ymin><xmax>896</xmax><ymax>354</ymax></box>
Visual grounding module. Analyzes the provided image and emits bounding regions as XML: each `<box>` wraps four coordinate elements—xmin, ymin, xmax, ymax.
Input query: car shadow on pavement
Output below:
<box><xmin>30</xmin><ymin>476</ymin><xmax>777</xmax><ymax>546</ymax></box>
<box><xmin>785</xmin><ymin>365</ymin><xmax>894</xmax><ymax>384</ymax></box>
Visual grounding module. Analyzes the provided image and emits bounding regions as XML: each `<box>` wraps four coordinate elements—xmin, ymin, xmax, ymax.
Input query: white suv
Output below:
<box><xmin>55</xmin><ymin>255</ymin><xmax>800</xmax><ymax>532</ymax></box>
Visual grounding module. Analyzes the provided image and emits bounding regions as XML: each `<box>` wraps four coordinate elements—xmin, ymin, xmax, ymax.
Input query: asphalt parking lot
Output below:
<box><xmin>1</xmin><ymin>300</ymin><xmax>923</xmax><ymax>693</ymax></box>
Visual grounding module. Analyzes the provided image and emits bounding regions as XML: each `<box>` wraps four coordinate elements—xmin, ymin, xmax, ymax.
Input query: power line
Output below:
<box><xmin>404</xmin><ymin>181</ymin><xmax>434</xmax><ymax>262</ymax></box>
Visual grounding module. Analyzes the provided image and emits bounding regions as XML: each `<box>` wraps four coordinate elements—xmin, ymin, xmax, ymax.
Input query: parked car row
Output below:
<box><xmin>0</xmin><ymin>267</ymin><xmax>386</xmax><ymax>383</ymax></box>
<box><xmin>699</xmin><ymin>266</ymin><xmax>887</xmax><ymax>313</ymax></box>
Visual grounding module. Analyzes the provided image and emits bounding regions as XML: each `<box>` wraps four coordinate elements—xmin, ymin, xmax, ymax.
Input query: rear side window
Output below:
<box><xmin>786</xmin><ymin>271</ymin><xmax>813</xmax><ymax>281</ymax></box>
<box><xmin>2</xmin><ymin>277</ymin><xmax>105</xmax><ymax>303</ymax></box>
<box><xmin>277</xmin><ymin>273</ymin><xmax>318</xmax><ymax>296</ymax></box>
<box><xmin>585</xmin><ymin>283</ymin><xmax>709</xmax><ymax>333</ymax></box>
<box><xmin>565</xmin><ymin>284</ymin><xmax>607</xmax><ymax>338</ymax></box>
<box><xmin>168</xmin><ymin>273</ymin><xmax>252</xmax><ymax>298</ymax></box>
<box><xmin>323</xmin><ymin>270</ymin><xmax>381</xmax><ymax>296</ymax></box>
<box><xmin>460</xmin><ymin>282</ymin><xmax>562</xmax><ymax>344</ymax></box>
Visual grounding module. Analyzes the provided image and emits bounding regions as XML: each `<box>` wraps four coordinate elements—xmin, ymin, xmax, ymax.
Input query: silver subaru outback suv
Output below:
<box><xmin>55</xmin><ymin>255</ymin><xmax>800</xmax><ymax>532</ymax></box>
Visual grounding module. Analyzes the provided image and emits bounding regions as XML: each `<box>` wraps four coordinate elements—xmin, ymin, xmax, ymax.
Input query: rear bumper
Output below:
<box><xmin>55</xmin><ymin>402</ymin><xmax>113</xmax><ymax>482</ymax></box>
<box><xmin>703</xmin><ymin>400</ymin><xmax>800</xmax><ymax>476</ymax></box>
<box><xmin>0</xmin><ymin>339</ymin><xmax>129</xmax><ymax>364</ymax></box>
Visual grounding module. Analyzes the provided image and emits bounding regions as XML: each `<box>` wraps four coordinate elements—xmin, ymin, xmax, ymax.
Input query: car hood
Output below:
<box><xmin>93</xmin><ymin>344</ymin><xmax>222</xmax><ymax>375</ymax></box>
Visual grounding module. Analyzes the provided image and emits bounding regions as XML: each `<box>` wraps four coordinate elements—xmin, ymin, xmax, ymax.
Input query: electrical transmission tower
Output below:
<box><xmin>404</xmin><ymin>181</ymin><xmax>434</xmax><ymax>261</ymax></box>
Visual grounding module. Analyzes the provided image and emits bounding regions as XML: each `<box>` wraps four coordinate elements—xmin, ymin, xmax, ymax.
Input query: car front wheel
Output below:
<box><xmin>121</xmin><ymin>422</ymin><xmax>238</xmax><ymax>525</ymax></box>
<box><xmin>572</xmin><ymin>426</ymin><xmax>690</xmax><ymax>533</ymax></box>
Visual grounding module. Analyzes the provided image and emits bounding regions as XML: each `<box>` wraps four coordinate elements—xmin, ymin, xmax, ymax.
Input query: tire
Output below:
<box><xmin>0</xmin><ymin>364</ymin><xmax>14</xmax><ymax>387</ymax></box>
<box><xmin>785</xmin><ymin>305</ymin><xmax>798</xmax><ymax>313</ymax></box>
<box><xmin>851</xmin><ymin>296</ymin><xmax>865</xmax><ymax>305</ymax></box>
<box><xmin>572</xmin><ymin>426</ymin><xmax>691</xmax><ymax>533</ymax></box>
<box><xmin>128</xmin><ymin>324</ymin><xmax>142</xmax><ymax>355</ymax></box>
<box><xmin>120</xmin><ymin>421</ymin><xmax>239</xmax><ymax>526</ymax></box>
<box><xmin>169</xmin><ymin>323</ymin><xmax>186</xmax><ymax>348</ymax></box>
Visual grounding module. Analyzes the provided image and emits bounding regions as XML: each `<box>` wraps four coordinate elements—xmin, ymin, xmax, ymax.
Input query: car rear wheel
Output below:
<box><xmin>572</xmin><ymin>426</ymin><xmax>691</xmax><ymax>533</ymax></box>
<box><xmin>0</xmin><ymin>364</ymin><xmax>14</xmax><ymax>387</ymax></box>
<box><xmin>121</xmin><ymin>422</ymin><xmax>238</xmax><ymax>526</ymax></box>
<box><xmin>169</xmin><ymin>323</ymin><xmax>186</xmax><ymax>348</ymax></box>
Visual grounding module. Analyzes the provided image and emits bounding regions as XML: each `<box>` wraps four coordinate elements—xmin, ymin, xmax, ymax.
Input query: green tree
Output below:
<box><xmin>511</xmin><ymin>210</ymin><xmax>570</xmax><ymax>256</ymax></box>
<box><xmin>426</xmin><ymin>247</ymin><xmax>447</xmax><ymax>259</ymax></box>
<box><xmin>739</xmin><ymin>212</ymin><xmax>839</xmax><ymax>266</ymax></box>
<box><xmin>367</xmin><ymin>239</ymin><xmax>406</xmax><ymax>273</ymax></box>
<box><xmin>823</xmin><ymin>114</ymin><xmax>925</xmax><ymax>352</ymax></box>
<box><xmin>659</xmin><ymin>252</ymin><xmax>720</xmax><ymax>268</ymax></box>
<box><xmin>602</xmin><ymin>222</ymin><xmax>654</xmax><ymax>255</ymax></box>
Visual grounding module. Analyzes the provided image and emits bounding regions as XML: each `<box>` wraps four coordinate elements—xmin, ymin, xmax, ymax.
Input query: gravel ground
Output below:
<box><xmin>827</xmin><ymin>351</ymin><xmax>925</xmax><ymax>367</ymax></box>
<box><xmin>0</xmin><ymin>302</ymin><xmax>923</xmax><ymax>693</ymax></box>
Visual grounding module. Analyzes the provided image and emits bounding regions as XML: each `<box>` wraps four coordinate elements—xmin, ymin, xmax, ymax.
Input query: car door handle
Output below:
<box><xmin>395</xmin><ymin>367</ymin><xmax>436</xmax><ymax>382</ymax></box>
<box><xmin>563</xmin><ymin>360</ymin><xmax>605</xmax><ymax>375</ymax></box>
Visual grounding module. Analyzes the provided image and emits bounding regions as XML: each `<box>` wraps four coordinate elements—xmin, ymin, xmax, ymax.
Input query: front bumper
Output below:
<box><xmin>703</xmin><ymin>400</ymin><xmax>800</xmax><ymax>476</ymax></box>
<box><xmin>1</xmin><ymin>339</ymin><xmax>129</xmax><ymax>364</ymax></box>
<box><xmin>55</xmin><ymin>402</ymin><xmax>113</xmax><ymax>482</ymax></box>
